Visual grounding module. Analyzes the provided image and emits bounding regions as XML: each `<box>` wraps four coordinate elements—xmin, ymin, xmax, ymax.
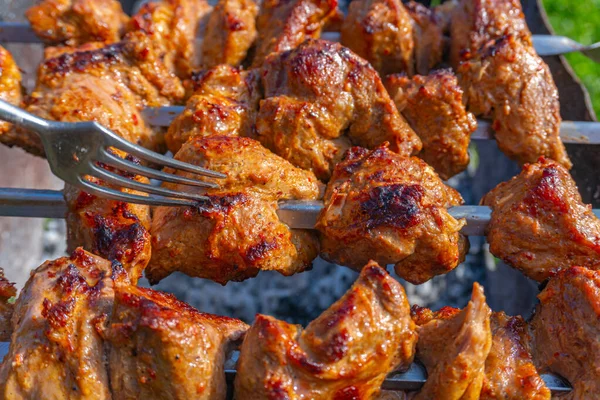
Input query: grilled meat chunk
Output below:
<box><xmin>166</xmin><ymin>65</ymin><xmax>261</xmax><ymax>153</ymax></box>
<box><xmin>405</xmin><ymin>1</ymin><xmax>444</xmax><ymax>75</ymax></box>
<box><xmin>26</xmin><ymin>0</ymin><xmax>129</xmax><ymax>46</ymax></box>
<box><xmin>0</xmin><ymin>269</ymin><xmax>16</xmax><ymax>342</ymax></box>
<box><xmin>129</xmin><ymin>0</ymin><xmax>212</xmax><ymax>78</ymax></box>
<box><xmin>480</xmin><ymin>312</ymin><xmax>550</xmax><ymax>400</ymax></box>
<box><xmin>411</xmin><ymin>283</ymin><xmax>492</xmax><ymax>399</ymax></box>
<box><xmin>0</xmin><ymin>249</ymin><xmax>120</xmax><ymax>399</ymax></box>
<box><xmin>252</xmin><ymin>0</ymin><xmax>338</xmax><ymax>66</ymax></box>
<box><xmin>234</xmin><ymin>261</ymin><xmax>418</xmax><ymax>399</ymax></box>
<box><xmin>458</xmin><ymin>35</ymin><xmax>571</xmax><ymax>168</ymax></box>
<box><xmin>317</xmin><ymin>145</ymin><xmax>467</xmax><ymax>284</ymax></box>
<box><xmin>21</xmin><ymin>37</ymin><xmax>181</xmax><ymax>280</ymax></box>
<box><xmin>530</xmin><ymin>266</ymin><xmax>600</xmax><ymax>399</ymax></box>
<box><xmin>386</xmin><ymin>70</ymin><xmax>476</xmax><ymax>180</ymax></box>
<box><xmin>481</xmin><ymin>158</ymin><xmax>600</xmax><ymax>282</ymax></box>
<box><xmin>0</xmin><ymin>46</ymin><xmax>29</xmax><ymax>153</ymax></box>
<box><xmin>202</xmin><ymin>0</ymin><xmax>259</xmax><ymax>68</ymax></box>
<box><xmin>104</xmin><ymin>283</ymin><xmax>248</xmax><ymax>399</ymax></box>
<box><xmin>148</xmin><ymin>136</ymin><xmax>320</xmax><ymax>284</ymax></box>
<box><xmin>449</xmin><ymin>0</ymin><xmax>531</xmax><ymax>68</ymax></box>
<box><xmin>63</xmin><ymin>154</ymin><xmax>152</xmax><ymax>285</ymax></box>
<box><xmin>22</xmin><ymin>34</ymin><xmax>184</xmax><ymax>156</ymax></box>
<box><xmin>341</xmin><ymin>0</ymin><xmax>414</xmax><ymax>76</ymax></box>
<box><xmin>257</xmin><ymin>39</ymin><xmax>421</xmax><ymax>181</ymax></box>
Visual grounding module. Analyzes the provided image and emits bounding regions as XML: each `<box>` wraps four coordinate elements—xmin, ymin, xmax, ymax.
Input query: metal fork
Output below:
<box><xmin>0</xmin><ymin>99</ymin><xmax>225</xmax><ymax>207</ymax></box>
<box><xmin>532</xmin><ymin>35</ymin><xmax>600</xmax><ymax>61</ymax></box>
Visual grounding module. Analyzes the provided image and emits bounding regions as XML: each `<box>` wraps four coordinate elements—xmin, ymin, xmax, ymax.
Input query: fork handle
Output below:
<box><xmin>0</xmin><ymin>99</ymin><xmax>52</xmax><ymax>134</ymax></box>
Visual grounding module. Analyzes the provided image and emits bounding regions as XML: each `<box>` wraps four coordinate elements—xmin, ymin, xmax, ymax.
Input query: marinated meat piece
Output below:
<box><xmin>256</xmin><ymin>97</ymin><xmax>353</xmax><ymax>182</ymax></box>
<box><xmin>458</xmin><ymin>35</ymin><xmax>571</xmax><ymax>168</ymax></box>
<box><xmin>20</xmin><ymin>37</ymin><xmax>181</xmax><ymax>279</ymax></box>
<box><xmin>411</xmin><ymin>283</ymin><xmax>492</xmax><ymax>399</ymax></box>
<box><xmin>449</xmin><ymin>0</ymin><xmax>531</xmax><ymax>68</ymax></box>
<box><xmin>481</xmin><ymin>158</ymin><xmax>600</xmax><ymax>282</ymax></box>
<box><xmin>317</xmin><ymin>145</ymin><xmax>467</xmax><ymax>284</ymax></box>
<box><xmin>0</xmin><ymin>269</ymin><xmax>16</xmax><ymax>342</ymax></box>
<box><xmin>530</xmin><ymin>266</ymin><xmax>600</xmax><ymax>399</ymax></box>
<box><xmin>405</xmin><ymin>1</ymin><xmax>444</xmax><ymax>75</ymax></box>
<box><xmin>480</xmin><ymin>312</ymin><xmax>550</xmax><ymax>400</ymax></box>
<box><xmin>234</xmin><ymin>262</ymin><xmax>418</xmax><ymax>399</ymax></box>
<box><xmin>25</xmin><ymin>0</ymin><xmax>128</xmax><ymax>46</ymax></box>
<box><xmin>63</xmin><ymin>153</ymin><xmax>152</xmax><ymax>285</ymax></box>
<box><xmin>202</xmin><ymin>0</ymin><xmax>259</xmax><ymax>68</ymax></box>
<box><xmin>129</xmin><ymin>0</ymin><xmax>212</xmax><ymax>78</ymax></box>
<box><xmin>341</xmin><ymin>0</ymin><xmax>414</xmax><ymax>76</ymax></box>
<box><xmin>257</xmin><ymin>39</ymin><xmax>421</xmax><ymax>181</ymax></box>
<box><xmin>148</xmin><ymin>136</ymin><xmax>320</xmax><ymax>284</ymax></box>
<box><xmin>166</xmin><ymin>65</ymin><xmax>262</xmax><ymax>153</ymax></box>
<box><xmin>0</xmin><ymin>248</ymin><xmax>121</xmax><ymax>399</ymax></box>
<box><xmin>252</xmin><ymin>0</ymin><xmax>338</xmax><ymax>67</ymax></box>
<box><xmin>104</xmin><ymin>283</ymin><xmax>248</xmax><ymax>399</ymax></box>
<box><xmin>0</xmin><ymin>46</ymin><xmax>30</xmax><ymax>154</ymax></box>
<box><xmin>21</xmin><ymin>33</ymin><xmax>184</xmax><ymax>156</ymax></box>
<box><xmin>386</xmin><ymin>70</ymin><xmax>476</xmax><ymax>180</ymax></box>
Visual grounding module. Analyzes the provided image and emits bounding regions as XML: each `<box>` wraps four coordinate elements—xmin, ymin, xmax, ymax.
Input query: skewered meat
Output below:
<box><xmin>25</xmin><ymin>0</ymin><xmax>129</xmax><ymax>46</ymax></box>
<box><xmin>0</xmin><ymin>248</ymin><xmax>119</xmax><ymax>399</ymax></box>
<box><xmin>21</xmin><ymin>33</ymin><xmax>184</xmax><ymax>156</ymax></box>
<box><xmin>234</xmin><ymin>261</ymin><xmax>418</xmax><ymax>399</ymax></box>
<box><xmin>0</xmin><ymin>249</ymin><xmax>250</xmax><ymax>399</ymax></box>
<box><xmin>340</xmin><ymin>0</ymin><xmax>414</xmax><ymax>76</ymax></box>
<box><xmin>405</xmin><ymin>1</ymin><xmax>444</xmax><ymax>75</ymax></box>
<box><xmin>202</xmin><ymin>0</ymin><xmax>259</xmax><ymax>68</ymax></box>
<box><xmin>0</xmin><ymin>46</ymin><xmax>30</xmax><ymax>154</ymax></box>
<box><xmin>481</xmin><ymin>157</ymin><xmax>600</xmax><ymax>282</ymax></box>
<box><xmin>166</xmin><ymin>65</ymin><xmax>261</xmax><ymax>153</ymax></box>
<box><xmin>148</xmin><ymin>135</ymin><xmax>320</xmax><ymax>284</ymax></box>
<box><xmin>21</xmin><ymin>35</ymin><xmax>183</xmax><ymax>281</ymax></box>
<box><xmin>251</xmin><ymin>0</ymin><xmax>338</xmax><ymax>67</ymax></box>
<box><xmin>256</xmin><ymin>39</ymin><xmax>421</xmax><ymax>181</ymax></box>
<box><xmin>411</xmin><ymin>282</ymin><xmax>492</xmax><ymax>399</ymax></box>
<box><xmin>129</xmin><ymin>0</ymin><xmax>212</xmax><ymax>78</ymax></box>
<box><xmin>104</xmin><ymin>282</ymin><xmax>248</xmax><ymax>399</ymax></box>
<box><xmin>458</xmin><ymin>35</ymin><xmax>571</xmax><ymax>168</ymax></box>
<box><xmin>0</xmin><ymin>269</ymin><xmax>16</xmax><ymax>342</ymax></box>
<box><xmin>317</xmin><ymin>145</ymin><xmax>467</xmax><ymax>285</ymax></box>
<box><xmin>480</xmin><ymin>312</ymin><xmax>550</xmax><ymax>400</ymax></box>
<box><xmin>530</xmin><ymin>266</ymin><xmax>600</xmax><ymax>399</ymax></box>
<box><xmin>63</xmin><ymin>152</ymin><xmax>152</xmax><ymax>285</ymax></box>
<box><xmin>386</xmin><ymin>69</ymin><xmax>476</xmax><ymax>180</ymax></box>
<box><xmin>449</xmin><ymin>0</ymin><xmax>531</xmax><ymax>68</ymax></box>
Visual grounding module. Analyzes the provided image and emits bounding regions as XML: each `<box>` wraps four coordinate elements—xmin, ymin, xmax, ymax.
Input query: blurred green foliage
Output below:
<box><xmin>543</xmin><ymin>0</ymin><xmax>600</xmax><ymax>117</ymax></box>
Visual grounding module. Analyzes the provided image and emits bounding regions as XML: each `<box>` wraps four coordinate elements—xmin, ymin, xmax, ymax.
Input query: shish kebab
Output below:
<box><xmin>0</xmin><ymin>309</ymin><xmax>573</xmax><ymax>395</ymax></box>
<box><xmin>0</xmin><ymin>21</ymin><xmax>591</xmax><ymax>58</ymax></box>
<box><xmin>1</xmin><ymin>187</ymin><xmax>599</xmax><ymax>237</ymax></box>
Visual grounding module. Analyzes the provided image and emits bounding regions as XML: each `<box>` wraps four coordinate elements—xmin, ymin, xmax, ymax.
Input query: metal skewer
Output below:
<box><xmin>0</xmin><ymin>342</ymin><xmax>572</xmax><ymax>393</ymax></box>
<box><xmin>1</xmin><ymin>188</ymin><xmax>600</xmax><ymax>237</ymax></box>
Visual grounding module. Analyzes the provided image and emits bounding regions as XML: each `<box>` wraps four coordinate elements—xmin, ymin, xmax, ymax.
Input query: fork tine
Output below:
<box><xmin>98</xmin><ymin>125</ymin><xmax>226</xmax><ymax>179</ymax></box>
<box><xmin>77</xmin><ymin>178</ymin><xmax>200</xmax><ymax>207</ymax></box>
<box><xmin>87</xmin><ymin>164</ymin><xmax>212</xmax><ymax>202</ymax></box>
<box><xmin>98</xmin><ymin>149</ymin><xmax>220</xmax><ymax>189</ymax></box>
